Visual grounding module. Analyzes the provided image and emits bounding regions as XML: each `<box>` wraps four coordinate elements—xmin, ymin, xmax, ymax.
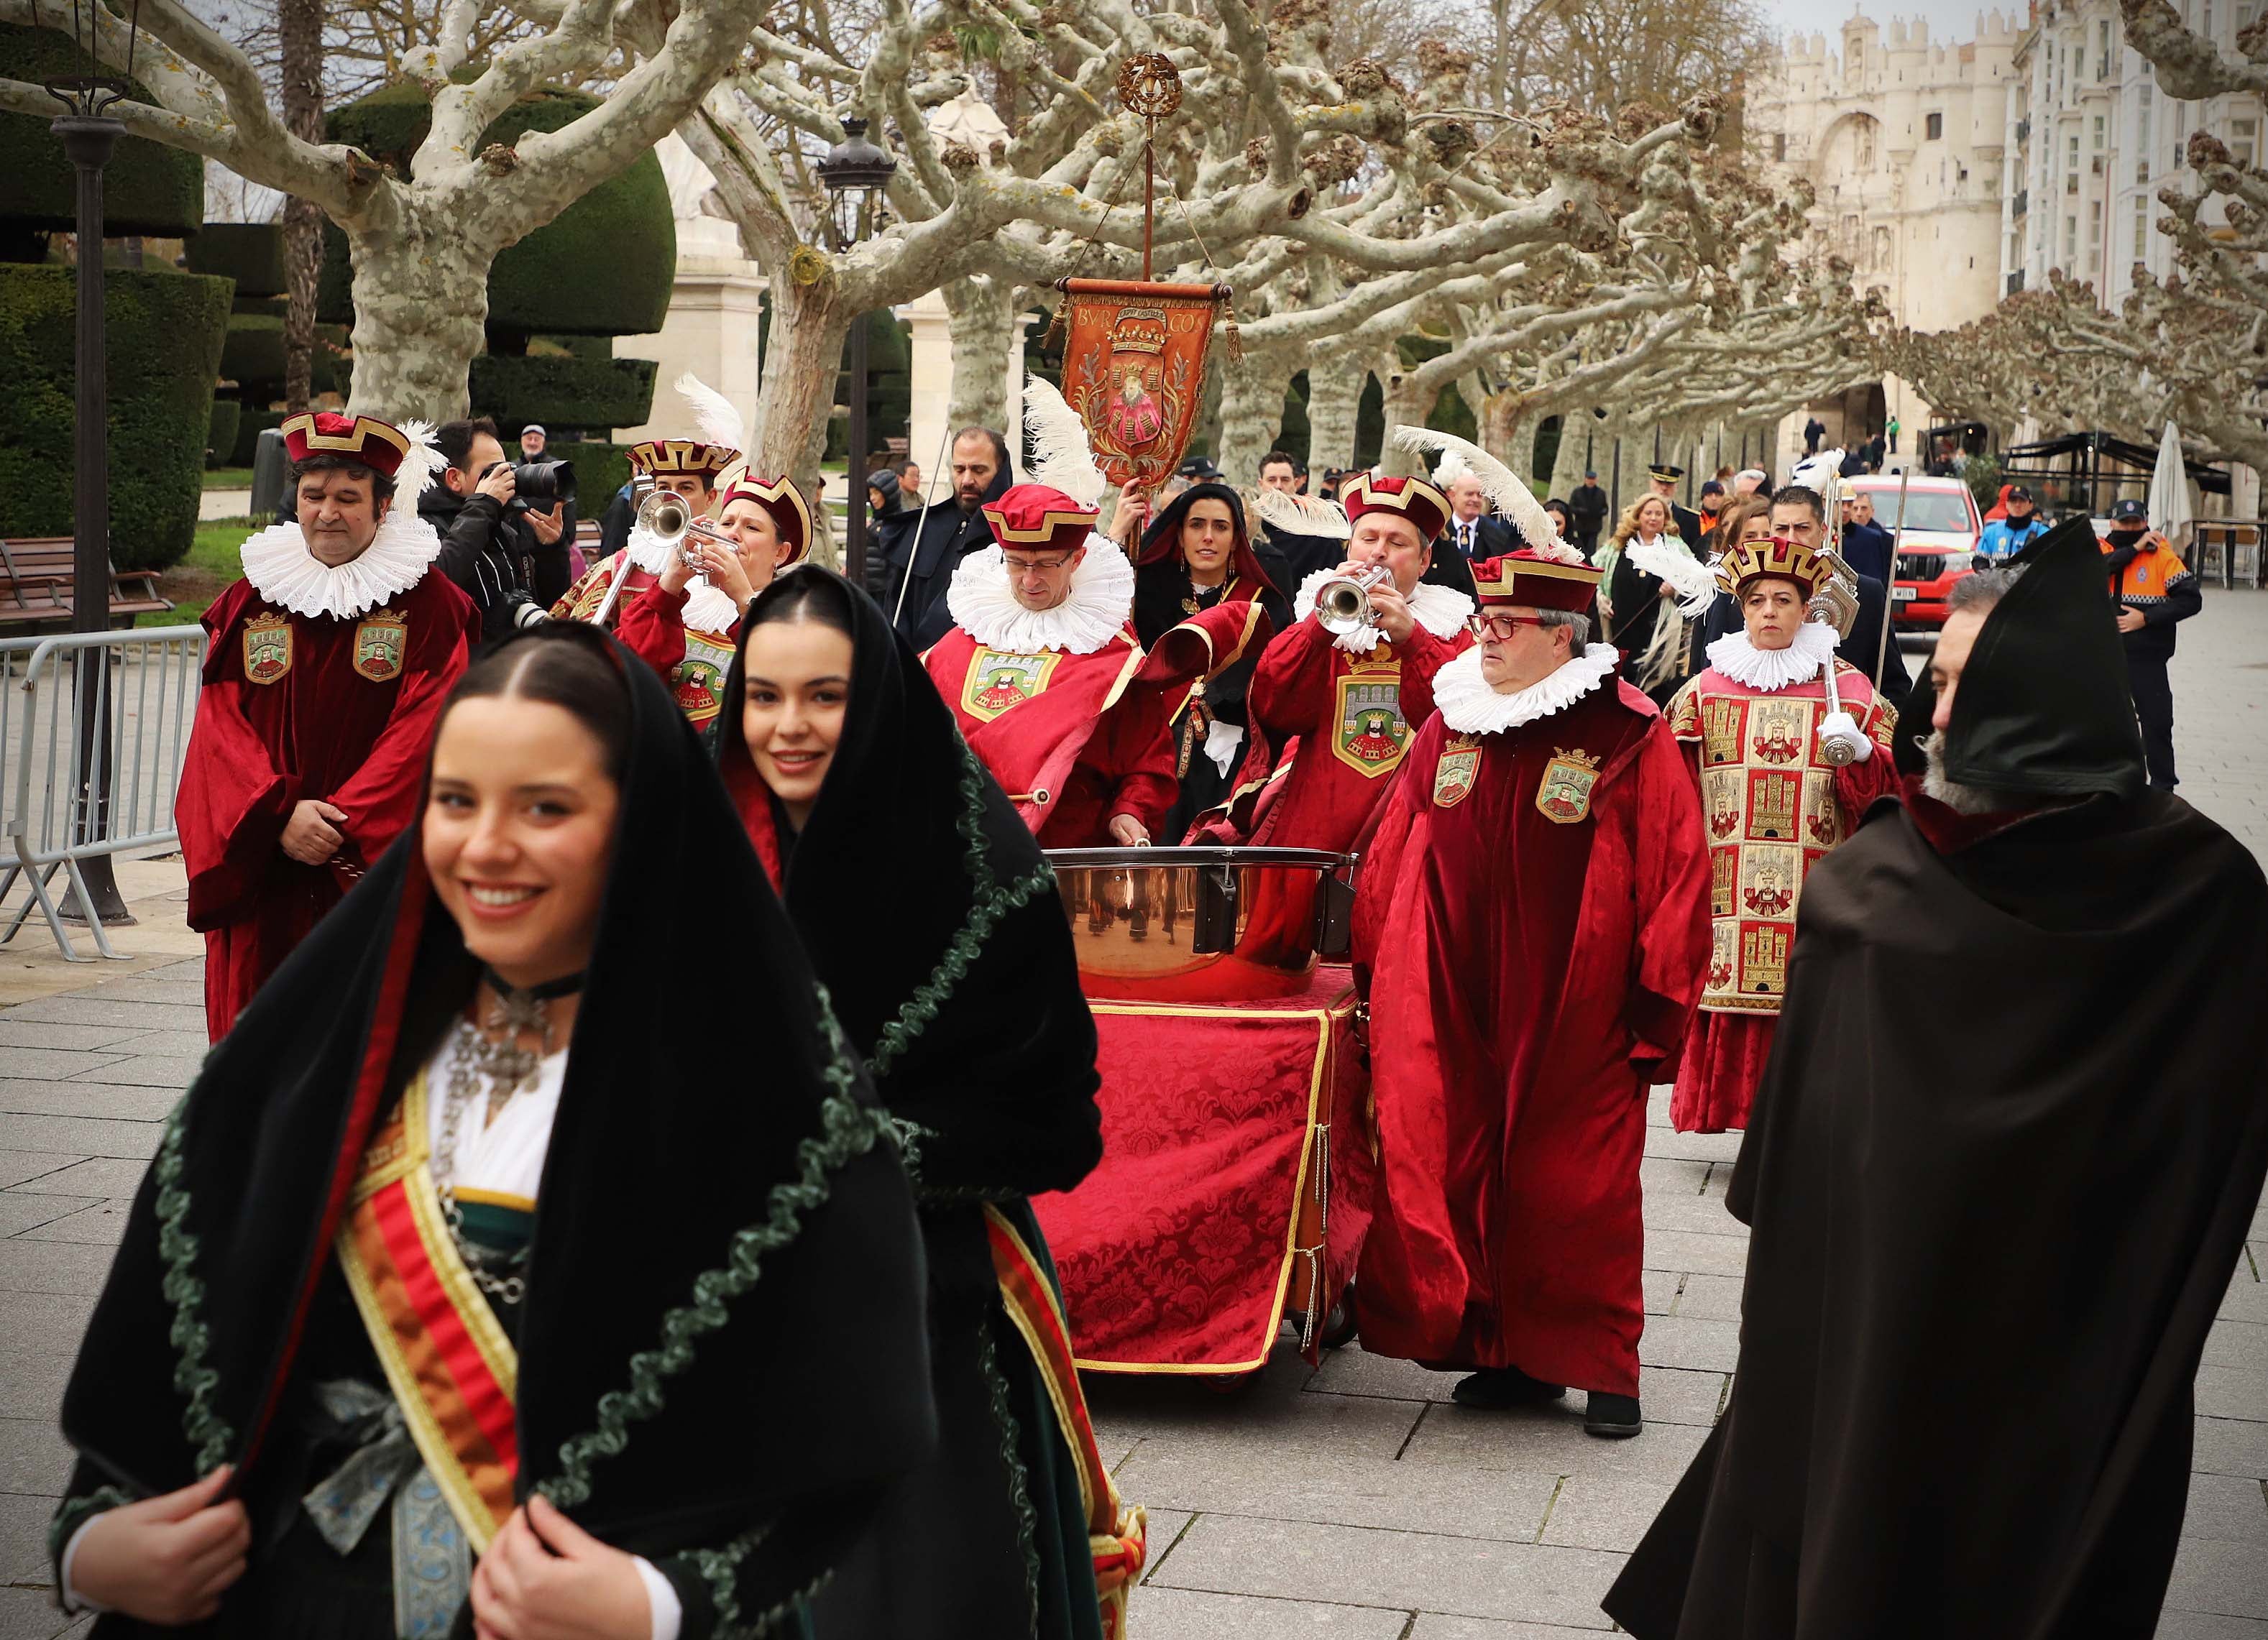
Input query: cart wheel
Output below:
<box><xmin>1319</xmin><ymin>1284</ymin><xmax>1359</xmax><ymax>1351</ymax></box>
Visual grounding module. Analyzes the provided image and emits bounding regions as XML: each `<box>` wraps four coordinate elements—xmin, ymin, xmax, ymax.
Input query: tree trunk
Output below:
<box><xmin>945</xmin><ymin>275</ymin><xmax>1014</xmax><ymax>434</ymax></box>
<box><xmin>1305</xmin><ymin>362</ymin><xmax>1364</xmax><ymax>474</ymax></box>
<box><xmin>1215</xmin><ymin>354</ymin><xmax>1292</xmax><ymax>488</ymax></box>
<box><xmin>278</xmin><ymin>0</ymin><xmax>323</xmax><ymax>412</ymax></box>
<box><xmin>1375</xmin><ymin>374</ymin><xmax>1435</xmax><ymax>476</ymax></box>
<box><xmin>1550</xmin><ymin>407</ymin><xmax>1598</xmax><ymax>501</ymax></box>
<box><xmin>753</xmin><ymin>271</ymin><xmax>851</xmax><ymax>568</ymax></box>
<box><xmin>343</xmin><ymin>213</ymin><xmax>492</xmax><ymax>420</ymax></box>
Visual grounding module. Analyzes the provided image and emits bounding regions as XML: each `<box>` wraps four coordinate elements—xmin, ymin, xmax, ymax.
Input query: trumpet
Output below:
<box><xmin>1315</xmin><ymin>566</ymin><xmax>1390</xmax><ymax>635</ymax></box>
<box><xmin>634</xmin><ymin>488</ymin><xmax>732</xmax><ymax>566</ymax></box>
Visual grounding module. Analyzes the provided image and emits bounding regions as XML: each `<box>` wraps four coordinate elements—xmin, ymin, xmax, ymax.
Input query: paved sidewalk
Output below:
<box><xmin>0</xmin><ymin>596</ymin><xmax>2262</xmax><ymax>1638</ymax></box>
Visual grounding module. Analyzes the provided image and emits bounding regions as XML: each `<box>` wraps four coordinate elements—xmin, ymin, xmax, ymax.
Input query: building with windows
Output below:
<box><xmin>1750</xmin><ymin>11</ymin><xmax>2024</xmax><ymax>455</ymax></box>
<box><xmin>2001</xmin><ymin>0</ymin><xmax>2265</xmax><ymax>307</ymax></box>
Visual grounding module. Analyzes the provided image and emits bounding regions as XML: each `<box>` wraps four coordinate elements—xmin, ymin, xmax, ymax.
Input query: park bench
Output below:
<box><xmin>0</xmin><ymin>538</ymin><xmax>175</xmax><ymax>632</ymax></box>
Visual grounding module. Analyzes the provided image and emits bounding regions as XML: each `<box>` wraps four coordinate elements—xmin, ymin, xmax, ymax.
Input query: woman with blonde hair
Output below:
<box><xmin>1599</xmin><ymin>493</ymin><xmax>1714</xmax><ymax>704</ymax></box>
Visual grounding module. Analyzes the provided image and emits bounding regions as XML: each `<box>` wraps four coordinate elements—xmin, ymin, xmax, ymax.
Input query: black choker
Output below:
<box><xmin>481</xmin><ymin>967</ymin><xmax>586</xmax><ymax>1006</ymax></box>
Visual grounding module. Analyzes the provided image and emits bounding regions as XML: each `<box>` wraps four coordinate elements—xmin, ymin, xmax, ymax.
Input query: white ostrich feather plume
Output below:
<box><xmin>1387</xmin><ymin>424</ymin><xmax>1582</xmax><ymax>563</ymax></box>
<box><xmin>675</xmin><ymin>372</ymin><xmax>747</xmax><ymax>455</ymax></box>
<box><xmin>1789</xmin><ymin>448</ymin><xmax>1844</xmax><ymax>496</ymax></box>
<box><xmin>1254</xmin><ymin>487</ymin><xmax>1352</xmax><ymax>541</ymax></box>
<box><xmin>392</xmin><ymin>420</ymin><xmax>444</xmax><ymax>507</ymax></box>
<box><xmin>1021</xmin><ymin>374</ymin><xmax>1106</xmax><ymax>507</ymax></box>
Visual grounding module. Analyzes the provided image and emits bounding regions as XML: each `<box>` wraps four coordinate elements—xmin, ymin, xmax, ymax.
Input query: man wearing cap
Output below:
<box><xmin>1198</xmin><ymin>476</ymin><xmax>1474</xmax><ymax>951</ymax></box>
<box><xmin>1353</xmin><ymin>550</ymin><xmax>1709</xmax><ymax>1438</ymax></box>
<box><xmin>178</xmin><ymin>412</ymin><xmax>475</xmax><ymax>1041</ymax></box>
<box><xmin>1648</xmin><ymin>463</ymin><xmax>1703</xmax><ymax>554</ymax></box>
<box><xmin>1977</xmin><ymin>484</ymin><xmax>2049</xmax><ymax>562</ymax></box>
<box><xmin>1607</xmin><ymin>520</ymin><xmax>2268</xmax><ymax>1640</ymax></box>
<box><xmin>1694</xmin><ymin>480</ymin><xmax>1729</xmax><ymax>550</ymax></box>
<box><xmin>2101</xmin><ymin>497</ymin><xmax>2201</xmax><ymax>791</ymax></box>
<box><xmin>922</xmin><ymin>484</ymin><xmax>1261</xmax><ymax>847</ymax></box>
<box><xmin>1569</xmin><ymin>471</ymin><xmax>1610</xmax><ymax>556</ymax></box>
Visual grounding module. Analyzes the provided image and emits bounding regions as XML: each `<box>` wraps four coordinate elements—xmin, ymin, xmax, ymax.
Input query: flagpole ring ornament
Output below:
<box><xmin>1116</xmin><ymin>54</ymin><xmax>1183</xmax><ymax>119</ymax></box>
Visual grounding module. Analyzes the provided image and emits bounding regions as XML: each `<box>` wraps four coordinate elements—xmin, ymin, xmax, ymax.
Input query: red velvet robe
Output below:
<box><xmin>1353</xmin><ymin>678</ymin><xmax>1710</xmax><ymax>1395</ymax></box>
<box><xmin>922</xmin><ymin>604</ymin><xmax>1261</xmax><ymax>847</ymax></box>
<box><xmin>1663</xmin><ymin>661</ymin><xmax>1901</xmax><ymax>1133</ymax></box>
<box><xmin>614</xmin><ymin>583</ymin><xmax>741</xmax><ymax>730</ymax></box>
<box><xmin>178</xmin><ymin>569</ymin><xmax>474</xmax><ymax>1040</ymax></box>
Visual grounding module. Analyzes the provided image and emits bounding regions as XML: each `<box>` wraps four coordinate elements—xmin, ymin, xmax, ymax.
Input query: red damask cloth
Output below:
<box><xmin>1032</xmin><ymin>965</ymin><xmax>1372</xmax><ymax>1374</ymax></box>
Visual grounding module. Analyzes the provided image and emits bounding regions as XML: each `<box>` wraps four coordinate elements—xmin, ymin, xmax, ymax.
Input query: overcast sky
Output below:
<box><xmin>1760</xmin><ymin>0</ymin><xmax>2014</xmax><ymax>47</ymax></box>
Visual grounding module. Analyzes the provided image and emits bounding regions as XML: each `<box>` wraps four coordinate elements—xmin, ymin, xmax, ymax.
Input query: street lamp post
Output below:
<box><xmin>46</xmin><ymin>0</ymin><xmax>140</xmax><ymax>925</ymax></box>
<box><xmin>816</xmin><ymin>117</ymin><xmax>897</xmax><ymax>589</ymax></box>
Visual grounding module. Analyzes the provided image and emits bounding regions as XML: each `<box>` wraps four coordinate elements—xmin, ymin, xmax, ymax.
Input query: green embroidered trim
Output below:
<box><xmin>881</xmin><ymin>1113</ymin><xmax>940</xmax><ymax>1181</ymax></box>
<box><xmin>47</xmin><ymin>1484</ymin><xmax>129</xmax><ymax>1565</ymax></box>
<box><xmin>541</xmin><ymin>988</ymin><xmax>883</xmax><ymax>1509</ymax></box>
<box><xmin>866</xmin><ymin>745</ymin><xmax>1055</xmax><ymax>1082</ymax></box>
<box><xmin>681</xmin><ymin>1525</ymin><xmax>835</xmax><ymax>1640</ymax></box>
<box><xmin>978</xmin><ymin>1312</ymin><xmax>1042</xmax><ymax>1639</ymax></box>
<box><xmin>153</xmin><ymin>1097</ymin><xmax>234</xmax><ymax>1473</ymax></box>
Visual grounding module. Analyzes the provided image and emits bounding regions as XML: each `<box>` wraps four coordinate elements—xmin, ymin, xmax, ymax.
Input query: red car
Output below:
<box><xmin>1851</xmin><ymin>476</ymin><xmax>1984</xmax><ymax>630</ymax></box>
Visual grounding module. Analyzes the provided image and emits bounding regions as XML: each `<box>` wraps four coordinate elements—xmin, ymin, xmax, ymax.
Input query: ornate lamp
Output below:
<box><xmin>817</xmin><ymin>116</ymin><xmax>898</xmax><ymax>586</ymax></box>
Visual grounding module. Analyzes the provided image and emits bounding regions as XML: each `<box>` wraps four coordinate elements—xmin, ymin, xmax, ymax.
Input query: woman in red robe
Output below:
<box><xmin>1662</xmin><ymin>530</ymin><xmax>1901</xmax><ymax>1133</ymax></box>
<box><xmin>1354</xmin><ymin>550</ymin><xmax>1710</xmax><ymax>1437</ymax></box>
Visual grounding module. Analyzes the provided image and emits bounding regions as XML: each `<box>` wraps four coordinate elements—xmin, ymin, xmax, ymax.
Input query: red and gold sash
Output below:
<box><xmin>983</xmin><ymin>1205</ymin><xmax>1147</xmax><ymax>1639</ymax></box>
<box><xmin>335</xmin><ymin>1072</ymin><xmax>520</xmax><ymax>1550</ymax></box>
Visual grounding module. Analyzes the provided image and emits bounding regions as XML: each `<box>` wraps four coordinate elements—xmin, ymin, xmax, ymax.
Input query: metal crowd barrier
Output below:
<box><xmin>0</xmin><ymin>625</ymin><xmax>205</xmax><ymax>961</ymax></box>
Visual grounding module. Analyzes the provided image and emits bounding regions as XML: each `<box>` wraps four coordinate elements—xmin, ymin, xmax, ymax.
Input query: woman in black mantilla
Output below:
<box><xmin>50</xmin><ymin>625</ymin><xmax>932</xmax><ymax>1638</ymax></box>
<box><xmin>1130</xmin><ymin>482</ymin><xmax>1290</xmax><ymax>840</ymax></box>
<box><xmin>717</xmin><ymin>568</ymin><xmax>1138</xmax><ymax>1640</ymax></box>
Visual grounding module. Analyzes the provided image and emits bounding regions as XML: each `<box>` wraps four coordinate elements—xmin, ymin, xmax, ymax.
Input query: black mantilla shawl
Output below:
<box><xmin>54</xmin><ymin>628</ymin><xmax>934</xmax><ymax>1634</ymax></box>
<box><xmin>719</xmin><ymin>568</ymin><xmax>1103</xmax><ymax>1204</ymax></box>
<box><xmin>1133</xmin><ymin>482</ymin><xmax>1291</xmax><ymax>650</ymax></box>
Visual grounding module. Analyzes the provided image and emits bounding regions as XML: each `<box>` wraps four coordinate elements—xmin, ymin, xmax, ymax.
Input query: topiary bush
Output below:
<box><xmin>185</xmin><ymin>224</ymin><xmax>285</xmax><ymax>299</ymax></box>
<box><xmin>220</xmin><ymin>313</ymin><xmax>351</xmax><ymax>397</ymax></box>
<box><xmin>229</xmin><ymin>408</ymin><xmax>286</xmax><ymax>467</ymax></box>
<box><xmin>0</xmin><ymin>24</ymin><xmax>203</xmax><ymax>246</ymax></box>
<box><xmin>206</xmin><ymin>399</ymin><xmax>241</xmax><ymax>467</ymax></box>
<box><xmin>0</xmin><ymin>264</ymin><xmax>231</xmax><ymax>569</ymax></box>
<box><xmin>469</xmin><ymin>354</ymin><xmax>658</xmax><ymax>435</ymax></box>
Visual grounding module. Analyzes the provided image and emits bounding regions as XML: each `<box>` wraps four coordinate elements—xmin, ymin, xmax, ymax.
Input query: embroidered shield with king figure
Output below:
<box><xmin>962</xmin><ymin>648</ymin><xmax>1064</xmax><ymax>723</ymax></box>
<box><xmin>1332</xmin><ymin>673</ymin><xmax>1411</xmax><ymax>776</ymax></box>
<box><xmin>243</xmin><ymin>610</ymin><xmax>293</xmax><ymax>686</ymax></box>
<box><xmin>1433</xmin><ymin>734</ymin><xmax>1483</xmax><ymax>808</ymax></box>
<box><xmin>1535</xmin><ymin>747</ymin><xmax>1602</xmax><ymax>824</ymax></box>
<box><xmin>352</xmin><ymin>609</ymin><xmax>408</xmax><ymax>682</ymax></box>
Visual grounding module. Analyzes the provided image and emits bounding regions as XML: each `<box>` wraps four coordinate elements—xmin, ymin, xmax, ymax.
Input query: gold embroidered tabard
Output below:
<box><xmin>961</xmin><ymin>647</ymin><xmax>1066</xmax><ymax>723</ymax></box>
<box><xmin>673</xmin><ymin>627</ymin><xmax>737</xmax><ymax>726</ymax></box>
<box><xmin>1331</xmin><ymin>652</ymin><xmax>1413</xmax><ymax>778</ymax></box>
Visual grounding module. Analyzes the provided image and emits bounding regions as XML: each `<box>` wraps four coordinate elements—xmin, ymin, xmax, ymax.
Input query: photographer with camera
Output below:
<box><xmin>420</xmin><ymin>416</ymin><xmax>565</xmax><ymax>641</ymax></box>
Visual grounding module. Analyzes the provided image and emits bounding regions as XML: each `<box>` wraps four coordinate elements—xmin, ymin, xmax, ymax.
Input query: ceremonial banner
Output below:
<box><xmin>1056</xmin><ymin>279</ymin><xmax>1230</xmax><ymax>492</ymax></box>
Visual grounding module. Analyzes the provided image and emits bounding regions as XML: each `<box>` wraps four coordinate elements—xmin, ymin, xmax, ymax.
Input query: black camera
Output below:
<box><xmin>509</xmin><ymin>458</ymin><xmax>577</xmax><ymax>512</ymax></box>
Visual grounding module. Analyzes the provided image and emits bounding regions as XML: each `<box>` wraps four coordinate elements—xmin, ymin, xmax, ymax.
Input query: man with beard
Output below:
<box><xmin>881</xmin><ymin>427</ymin><xmax>1013</xmax><ymax>642</ymax></box>
<box><xmin>1605</xmin><ymin>517</ymin><xmax>2268</xmax><ymax>1640</ymax></box>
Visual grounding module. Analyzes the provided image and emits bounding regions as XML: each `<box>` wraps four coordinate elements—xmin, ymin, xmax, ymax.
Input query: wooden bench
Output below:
<box><xmin>0</xmin><ymin>538</ymin><xmax>175</xmax><ymax>632</ymax></box>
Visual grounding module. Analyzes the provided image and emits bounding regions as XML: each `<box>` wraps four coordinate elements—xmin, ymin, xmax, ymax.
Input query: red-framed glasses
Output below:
<box><xmin>1468</xmin><ymin>612</ymin><xmax>1552</xmax><ymax>640</ymax></box>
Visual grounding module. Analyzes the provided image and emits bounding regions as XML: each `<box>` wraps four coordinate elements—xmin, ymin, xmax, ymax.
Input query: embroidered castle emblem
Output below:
<box><xmin>1535</xmin><ymin>747</ymin><xmax>1602</xmax><ymax>824</ymax></box>
<box><xmin>963</xmin><ymin>648</ymin><xmax>1063</xmax><ymax>723</ymax></box>
<box><xmin>1433</xmin><ymin>734</ymin><xmax>1483</xmax><ymax>809</ymax></box>
<box><xmin>352</xmin><ymin>609</ymin><xmax>408</xmax><ymax>682</ymax></box>
<box><xmin>243</xmin><ymin>610</ymin><xmax>293</xmax><ymax>685</ymax></box>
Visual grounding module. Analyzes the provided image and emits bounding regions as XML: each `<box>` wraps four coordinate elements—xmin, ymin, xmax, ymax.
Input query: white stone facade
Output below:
<box><xmin>2001</xmin><ymin>0</ymin><xmax>2267</xmax><ymax>307</ymax></box>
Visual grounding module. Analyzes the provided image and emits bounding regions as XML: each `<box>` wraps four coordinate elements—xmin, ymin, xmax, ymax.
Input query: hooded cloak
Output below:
<box><xmin>717</xmin><ymin>571</ymin><xmax>1113</xmax><ymax>1640</ymax></box>
<box><xmin>55</xmin><ymin>627</ymin><xmax>933</xmax><ymax>1635</ymax></box>
<box><xmin>1604</xmin><ymin>522</ymin><xmax>2268</xmax><ymax>1640</ymax></box>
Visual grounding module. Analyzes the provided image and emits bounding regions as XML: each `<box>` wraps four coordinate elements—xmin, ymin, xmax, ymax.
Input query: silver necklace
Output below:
<box><xmin>430</xmin><ymin>987</ymin><xmax>560</xmax><ymax>1306</ymax></box>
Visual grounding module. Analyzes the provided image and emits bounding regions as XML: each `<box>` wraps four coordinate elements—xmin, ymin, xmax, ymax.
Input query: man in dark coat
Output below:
<box><xmin>1568</xmin><ymin>471</ymin><xmax>1609</xmax><ymax>554</ymax></box>
<box><xmin>1646</xmin><ymin>463</ymin><xmax>1702</xmax><ymax>552</ymax></box>
<box><xmin>1606</xmin><ymin>517</ymin><xmax>2268</xmax><ymax>1640</ymax></box>
<box><xmin>879</xmin><ymin>427</ymin><xmax>1013</xmax><ymax>644</ymax></box>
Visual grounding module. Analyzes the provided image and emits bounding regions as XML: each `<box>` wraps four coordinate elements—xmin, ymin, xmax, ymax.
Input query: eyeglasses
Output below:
<box><xmin>1004</xmin><ymin>553</ymin><xmax>1078</xmax><ymax>573</ymax></box>
<box><xmin>1468</xmin><ymin>612</ymin><xmax>1551</xmax><ymax>640</ymax></box>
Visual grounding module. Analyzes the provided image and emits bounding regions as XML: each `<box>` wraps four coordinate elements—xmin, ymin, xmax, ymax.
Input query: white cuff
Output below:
<box><xmin>634</xmin><ymin>1554</ymin><xmax>682</xmax><ymax>1640</ymax></box>
<box><xmin>1204</xmin><ymin>719</ymin><xmax>1245</xmax><ymax>776</ymax></box>
<box><xmin>60</xmin><ymin>1515</ymin><xmax>109</xmax><ymax>1616</ymax></box>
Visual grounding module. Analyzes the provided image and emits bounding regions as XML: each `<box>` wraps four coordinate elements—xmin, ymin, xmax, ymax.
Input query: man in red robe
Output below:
<box><xmin>923</xmin><ymin>484</ymin><xmax>1264</xmax><ymax>847</ymax></box>
<box><xmin>1354</xmin><ymin>550</ymin><xmax>1710</xmax><ymax>1437</ymax></box>
<box><xmin>178</xmin><ymin>412</ymin><xmax>474</xmax><ymax>1041</ymax></box>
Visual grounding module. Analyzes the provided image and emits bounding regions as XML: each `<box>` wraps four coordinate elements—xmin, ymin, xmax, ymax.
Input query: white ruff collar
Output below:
<box><xmin>238</xmin><ymin>510</ymin><xmax>441</xmax><ymax>621</ymax></box>
<box><xmin>1433</xmin><ymin>643</ymin><xmax>1620</xmax><ymax>736</ymax></box>
<box><xmin>947</xmin><ymin>535</ymin><xmax>1134</xmax><ymax>655</ymax></box>
<box><xmin>1705</xmin><ymin>620</ymin><xmax>1837</xmax><ymax>691</ymax></box>
<box><xmin>1624</xmin><ymin>535</ymin><xmax>1717</xmax><ymax>617</ymax></box>
<box><xmin>1293</xmin><ymin>568</ymin><xmax>1474</xmax><ymax>653</ymax></box>
<box><xmin>624</xmin><ymin>524</ymin><xmax>676</xmax><ymax>576</ymax></box>
<box><xmin>680</xmin><ymin>578</ymin><xmax>743</xmax><ymax>635</ymax></box>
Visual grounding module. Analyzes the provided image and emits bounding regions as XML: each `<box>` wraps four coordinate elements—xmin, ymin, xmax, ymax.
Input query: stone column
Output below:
<box><xmin>612</xmin><ymin>230</ymin><xmax>768</xmax><ymax>447</ymax></box>
<box><xmin>901</xmin><ymin>287</ymin><xmax>952</xmax><ymax>505</ymax></box>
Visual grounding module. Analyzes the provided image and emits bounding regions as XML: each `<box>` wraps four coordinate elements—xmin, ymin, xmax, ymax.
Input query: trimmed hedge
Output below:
<box><xmin>318</xmin><ymin>85</ymin><xmax>674</xmax><ymax>341</ymax></box>
<box><xmin>229</xmin><ymin>408</ymin><xmax>286</xmax><ymax>468</ymax></box>
<box><xmin>0</xmin><ymin>25</ymin><xmax>203</xmax><ymax>240</ymax></box>
<box><xmin>554</xmin><ymin>441</ymin><xmax>636</xmax><ymax>516</ymax></box>
<box><xmin>0</xmin><ymin>264</ymin><xmax>231</xmax><ymax>570</ymax></box>
<box><xmin>469</xmin><ymin>354</ymin><xmax>658</xmax><ymax>435</ymax></box>
<box><xmin>186</xmin><ymin>223</ymin><xmax>285</xmax><ymax>298</ymax></box>
<box><xmin>206</xmin><ymin>399</ymin><xmax>241</xmax><ymax>466</ymax></box>
<box><xmin>220</xmin><ymin>313</ymin><xmax>351</xmax><ymax>395</ymax></box>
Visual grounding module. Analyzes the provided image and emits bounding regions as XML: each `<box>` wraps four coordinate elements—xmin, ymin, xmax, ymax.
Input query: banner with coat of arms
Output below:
<box><xmin>1057</xmin><ymin>279</ymin><xmax>1231</xmax><ymax>492</ymax></box>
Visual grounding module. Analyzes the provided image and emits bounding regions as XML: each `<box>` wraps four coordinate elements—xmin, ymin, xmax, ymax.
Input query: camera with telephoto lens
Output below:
<box><xmin>508</xmin><ymin>458</ymin><xmax>577</xmax><ymax>515</ymax></box>
<box><xmin>501</xmin><ymin>591</ymin><xmax>549</xmax><ymax>630</ymax></box>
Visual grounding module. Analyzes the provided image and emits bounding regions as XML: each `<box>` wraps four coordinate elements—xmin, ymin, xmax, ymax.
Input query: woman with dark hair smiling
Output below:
<box><xmin>48</xmin><ymin>624</ymin><xmax>931</xmax><ymax>1639</ymax></box>
<box><xmin>717</xmin><ymin>568</ymin><xmax>1137</xmax><ymax>1640</ymax></box>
